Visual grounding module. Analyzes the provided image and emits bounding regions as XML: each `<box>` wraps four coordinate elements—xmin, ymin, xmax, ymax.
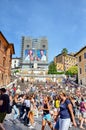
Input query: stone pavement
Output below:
<box><xmin>3</xmin><ymin>114</ymin><xmax>85</xmax><ymax>130</ymax></box>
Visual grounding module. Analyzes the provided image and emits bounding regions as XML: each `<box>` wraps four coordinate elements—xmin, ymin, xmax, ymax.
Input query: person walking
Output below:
<box><xmin>79</xmin><ymin>96</ymin><xmax>86</xmax><ymax>129</ymax></box>
<box><xmin>41</xmin><ymin>96</ymin><xmax>53</xmax><ymax>130</ymax></box>
<box><xmin>54</xmin><ymin>90</ymin><xmax>77</xmax><ymax>130</ymax></box>
<box><xmin>0</xmin><ymin>88</ymin><xmax>10</xmax><ymax>130</ymax></box>
<box><xmin>23</xmin><ymin>95</ymin><xmax>31</xmax><ymax>126</ymax></box>
<box><xmin>12</xmin><ymin>94</ymin><xmax>21</xmax><ymax>123</ymax></box>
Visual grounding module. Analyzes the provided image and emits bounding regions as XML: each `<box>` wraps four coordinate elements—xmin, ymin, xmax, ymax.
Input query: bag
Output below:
<box><xmin>6</xmin><ymin>104</ymin><xmax>12</xmax><ymax>114</ymax></box>
<box><xmin>54</xmin><ymin>100</ymin><xmax>60</xmax><ymax>108</ymax></box>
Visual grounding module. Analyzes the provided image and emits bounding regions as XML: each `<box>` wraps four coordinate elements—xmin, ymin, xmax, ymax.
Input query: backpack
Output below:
<box><xmin>54</xmin><ymin>99</ymin><xmax>60</xmax><ymax>108</ymax></box>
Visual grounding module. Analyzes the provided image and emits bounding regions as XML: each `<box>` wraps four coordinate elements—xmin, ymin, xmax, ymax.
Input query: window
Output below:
<box><xmin>3</xmin><ymin>59</ymin><xmax>5</xmax><ymax>66</ymax></box>
<box><xmin>0</xmin><ymin>40</ymin><xmax>1</xmax><ymax>48</ymax></box>
<box><xmin>4</xmin><ymin>47</ymin><xmax>7</xmax><ymax>52</ymax></box>
<box><xmin>15</xmin><ymin>60</ymin><xmax>16</xmax><ymax>63</ymax></box>
<box><xmin>27</xmin><ymin>45</ymin><xmax>30</xmax><ymax>48</ymax></box>
<box><xmin>34</xmin><ymin>39</ymin><xmax>38</xmax><ymax>42</ymax></box>
<box><xmin>79</xmin><ymin>56</ymin><xmax>81</xmax><ymax>62</ymax></box>
<box><xmin>14</xmin><ymin>64</ymin><xmax>16</xmax><ymax>68</ymax></box>
<box><xmin>84</xmin><ymin>53</ymin><xmax>86</xmax><ymax>59</ymax></box>
<box><xmin>80</xmin><ymin>80</ymin><xmax>82</xmax><ymax>85</ymax></box>
<box><xmin>2</xmin><ymin>74</ymin><xmax>3</xmax><ymax>80</ymax></box>
<box><xmin>10</xmin><ymin>54</ymin><xmax>12</xmax><ymax>59</ymax></box>
<box><xmin>80</xmin><ymin>68</ymin><xmax>82</xmax><ymax>74</ymax></box>
<box><xmin>42</xmin><ymin>45</ymin><xmax>45</xmax><ymax>48</ymax></box>
<box><xmin>85</xmin><ymin>64</ymin><xmax>86</xmax><ymax>72</ymax></box>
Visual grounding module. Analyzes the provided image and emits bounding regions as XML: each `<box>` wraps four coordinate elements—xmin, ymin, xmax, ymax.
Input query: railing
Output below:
<box><xmin>6</xmin><ymin>79</ymin><xmax>18</xmax><ymax>88</ymax></box>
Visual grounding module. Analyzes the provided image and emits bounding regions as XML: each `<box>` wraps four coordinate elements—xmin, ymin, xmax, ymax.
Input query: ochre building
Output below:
<box><xmin>54</xmin><ymin>53</ymin><xmax>77</xmax><ymax>71</ymax></box>
<box><xmin>75</xmin><ymin>46</ymin><xmax>86</xmax><ymax>86</ymax></box>
<box><xmin>0</xmin><ymin>31</ymin><xmax>15</xmax><ymax>86</ymax></box>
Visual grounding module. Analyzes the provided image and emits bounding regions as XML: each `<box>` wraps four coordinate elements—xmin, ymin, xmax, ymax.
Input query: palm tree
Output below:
<box><xmin>61</xmin><ymin>48</ymin><xmax>68</xmax><ymax>72</ymax></box>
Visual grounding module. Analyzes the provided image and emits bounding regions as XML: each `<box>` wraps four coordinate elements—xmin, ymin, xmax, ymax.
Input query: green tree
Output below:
<box><xmin>48</xmin><ymin>61</ymin><xmax>57</xmax><ymax>74</ymax></box>
<box><xmin>14</xmin><ymin>69</ymin><xmax>20</xmax><ymax>74</ymax></box>
<box><xmin>61</xmin><ymin>48</ymin><xmax>68</xmax><ymax>72</ymax></box>
<box><xmin>66</xmin><ymin>66</ymin><xmax>78</xmax><ymax>76</ymax></box>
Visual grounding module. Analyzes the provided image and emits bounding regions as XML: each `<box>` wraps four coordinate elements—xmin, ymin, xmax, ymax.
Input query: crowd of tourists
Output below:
<box><xmin>0</xmin><ymin>77</ymin><xmax>86</xmax><ymax>130</ymax></box>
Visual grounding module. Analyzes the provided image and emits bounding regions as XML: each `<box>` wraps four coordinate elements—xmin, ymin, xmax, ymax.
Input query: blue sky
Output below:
<box><xmin>0</xmin><ymin>0</ymin><xmax>86</xmax><ymax>62</ymax></box>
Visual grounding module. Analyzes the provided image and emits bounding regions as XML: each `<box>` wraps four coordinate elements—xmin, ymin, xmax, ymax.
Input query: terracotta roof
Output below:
<box><xmin>8</xmin><ymin>44</ymin><xmax>15</xmax><ymax>54</ymax></box>
<box><xmin>0</xmin><ymin>31</ymin><xmax>15</xmax><ymax>54</ymax></box>
<box><xmin>74</xmin><ymin>46</ymin><xmax>86</xmax><ymax>56</ymax></box>
<box><xmin>0</xmin><ymin>31</ymin><xmax>9</xmax><ymax>45</ymax></box>
<box><xmin>55</xmin><ymin>53</ymin><xmax>75</xmax><ymax>58</ymax></box>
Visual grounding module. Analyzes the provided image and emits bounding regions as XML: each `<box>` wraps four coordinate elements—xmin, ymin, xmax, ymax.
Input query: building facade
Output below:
<box><xmin>54</xmin><ymin>53</ymin><xmax>77</xmax><ymax>71</ymax></box>
<box><xmin>11</xmin><ymin>57</ymin><xmax>20</xmax><ymax>69</ymax></box>
<box><xmin>20</xmin><ymin>36</ymin><xmax>48</xmax><ymax>69</ymax></box>
<box><xmin>75</xmin><ymin>46</ymin><xmax>86</xmax><ymax>86</ymax></box>
<box><xmin>19</xmin><ymin>36</ymin><xmax>48</xmax><ymax>81</ymax></box>
<box><xmin>0</xmin><ymin>31</ymin><xmax>15</xmax><ymax>86</ymax></box>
